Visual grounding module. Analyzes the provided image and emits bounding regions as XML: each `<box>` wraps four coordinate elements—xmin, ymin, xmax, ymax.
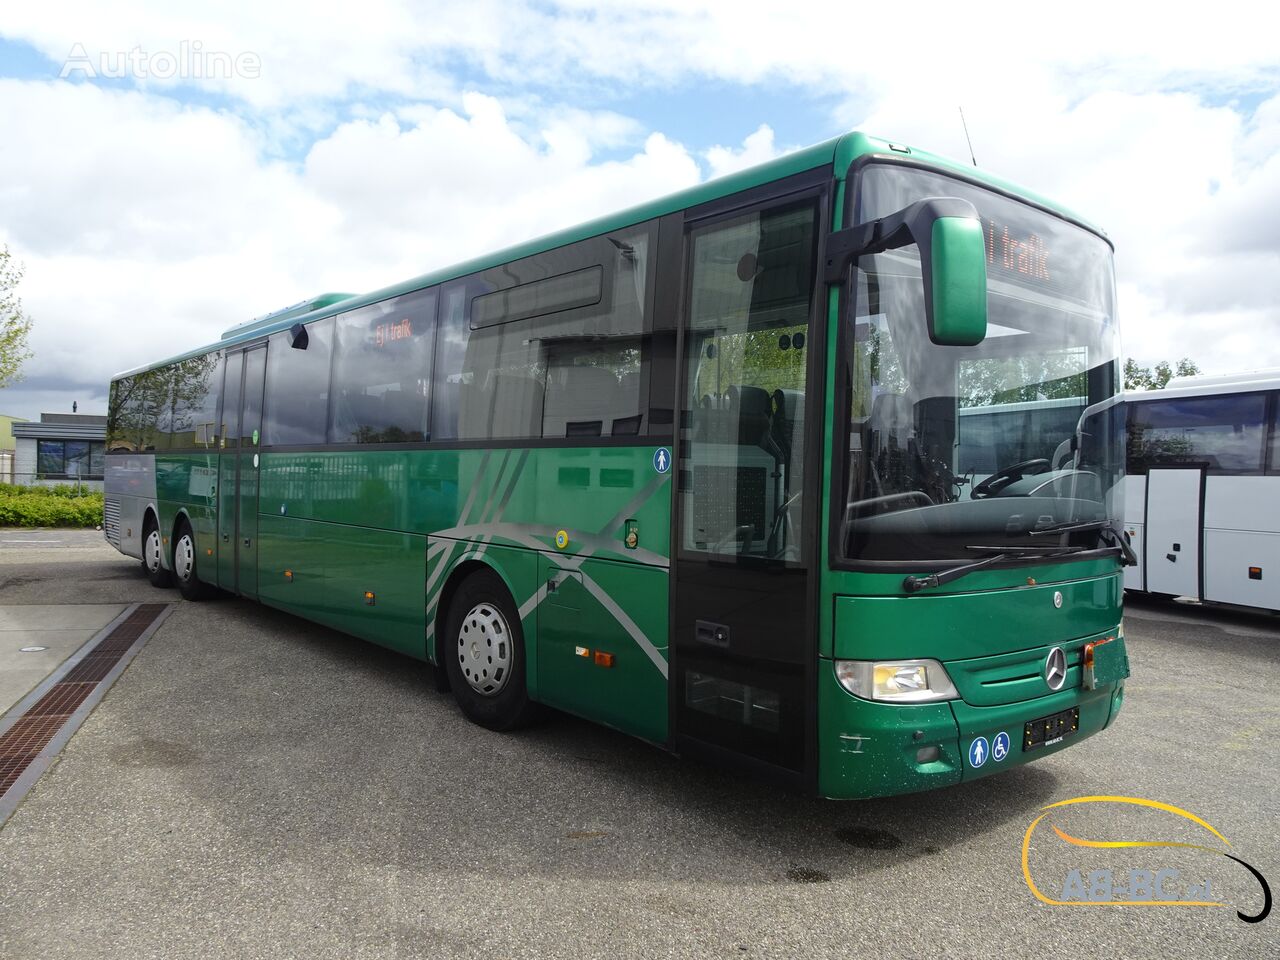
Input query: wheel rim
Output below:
<box><xmin>456</xmin><ymin>602</ymin><xmax>511</xmax><ymax>696</ymax></box>
<box><xmin>174</xmin><ymin>533</ymin><xmax>195</xmax><ymax>583</ymax></box>
<box><xmin>145</xmin><ymin>529</ymin><xmax>163</xmax><ymax>573</ymax></box>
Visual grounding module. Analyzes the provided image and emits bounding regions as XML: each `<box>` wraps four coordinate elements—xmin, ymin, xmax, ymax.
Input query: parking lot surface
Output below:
<box><xmin>0</xmin><ymin>535</ymin><xmax>1276</xmax><ymax>959</ymax></box>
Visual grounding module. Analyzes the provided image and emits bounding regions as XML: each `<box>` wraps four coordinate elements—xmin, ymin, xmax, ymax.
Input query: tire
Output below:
<box><xmin>142</xmin><ymin>516</ymin><xmax>173</xmax><ymax>588</ymax></box>
<box><xmin>442</xmin><ymin>569</ymin><xmax>538</xmax><ymax>731</ymax></box>
<box><xmin>172</xmin><ymin>518</ymin><xmax>215</xmax><ymax>601</ymax></box>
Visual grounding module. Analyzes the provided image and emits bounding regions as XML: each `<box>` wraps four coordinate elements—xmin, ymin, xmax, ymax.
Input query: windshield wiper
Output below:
<box><xmin>902</xmin><ymin>545</ymin><xmax>1086</xmax><ymax>594</ymax></box>
<box><xmin>1028</xmin><ymin>519</ymin><xmax>1137</xmax><ymax>566</ymax></box>
<box><xmin>1027</xmin><ymin>519</ymin><xmax>1110</xmax><ymax>536</ymax></box>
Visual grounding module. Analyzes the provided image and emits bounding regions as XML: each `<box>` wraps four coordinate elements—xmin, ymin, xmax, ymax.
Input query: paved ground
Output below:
<box><xmin>0</xmin><ymin>534</ymin><xmax>1276</xmax><ymax>959</ymax></box>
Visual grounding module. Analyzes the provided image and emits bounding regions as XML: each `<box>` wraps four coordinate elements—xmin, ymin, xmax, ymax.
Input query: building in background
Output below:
<box><xmin>12</xmin><ymin>413</ymin><xmax>107</xmax><ymax>489</ymax></box>
<box><xmin>0</xmin><ymin>414</ymin><xmax>31</xmax><ymax>483</ymax></box>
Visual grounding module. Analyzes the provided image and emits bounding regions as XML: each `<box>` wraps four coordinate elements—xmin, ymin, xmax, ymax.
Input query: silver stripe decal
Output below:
<box><xmin>581</xmin><ymin>575</ymin><xmax>668</xmax><ymax>679</ymax></box>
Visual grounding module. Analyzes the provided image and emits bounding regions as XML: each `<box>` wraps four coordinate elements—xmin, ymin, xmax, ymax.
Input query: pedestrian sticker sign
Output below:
<box><xmin>968</xmin><ymin>736</ymin><xmax>989</xmax><ymax>768</ymax></box>
<box><xmin>653</xmin><ymin>447</ymin><xmax>671</xmax><ymax>474</ymax></box>
<box><xmin>992</xmin><ymin>731</ymin><xmax>1010</xmax><ymax>762</ymax></box>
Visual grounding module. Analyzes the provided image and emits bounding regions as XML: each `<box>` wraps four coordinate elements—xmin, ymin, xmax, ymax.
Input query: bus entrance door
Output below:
<box><xmin>235</xmin><ymin>346</ymin><xmax>267</xmax><ymax>599</ymax></box>
<box><xmin>1144</xmin><ymin>466</ymin><xmax>1204</xmax><ymax>599</ymax></box>
<box><xmin>216</xmin><ymin>351</ymin><xmax>244</xmax><ymax>591</ymax></box>
<box><xmin>669</xmin><ymin>193</ymin><xmax>822</xmax><ymax>786</ymax></box>
<box><xmin>216</xmin><ymin>345</ymin><xmax>266</xmax><ymax>597</ymax></box>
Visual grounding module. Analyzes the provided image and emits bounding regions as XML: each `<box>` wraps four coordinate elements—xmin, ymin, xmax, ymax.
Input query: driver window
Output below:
<box><xmin>678</xmin><ymin>200</ymin><xmax>817</xmax><ymax>564</ymax></box>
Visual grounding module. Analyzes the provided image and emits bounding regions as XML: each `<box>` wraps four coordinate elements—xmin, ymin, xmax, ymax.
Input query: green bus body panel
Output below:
<box><xmin>832</xmin><ymin>572</ymin><xmax>1121</xmax><ymax>662</ymax></box>
<box><xmin>156</xmin><ymin>444</ymin><xmax>673</xmax><ymax>743</ymax></box>
<box><xmin>258</xmin><ymin>517</ymin><xmax>427</xmax><ymax>657</ymax></box>
<box><xmin>537</xmin><ymin>554</ymin><xmax>669</xmax><ymax>743</ymax></box>
<box><xmin>153</xmin><ymin>453</ymin><xmax>218</xmax><ymax>570</ymax></box>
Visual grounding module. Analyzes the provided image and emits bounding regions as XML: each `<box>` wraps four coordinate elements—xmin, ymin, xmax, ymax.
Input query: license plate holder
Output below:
<box><xmin>1023</xmin><ymin>706</ymin><xmax>1079</xmax><ymax>751</ymax></box>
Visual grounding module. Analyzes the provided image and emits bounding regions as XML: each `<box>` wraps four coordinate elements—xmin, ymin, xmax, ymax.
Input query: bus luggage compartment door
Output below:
<box><xmin>1143</xmin><ymin>466</ymin><xmax>1203</xmax><ymax>599</ymax></box>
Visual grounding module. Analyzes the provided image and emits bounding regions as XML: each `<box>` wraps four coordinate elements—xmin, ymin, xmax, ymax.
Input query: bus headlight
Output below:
<box><xmin>834</xmin><ymin>659</ymin><xmax>959</xmax><ymax>703</ymax></box>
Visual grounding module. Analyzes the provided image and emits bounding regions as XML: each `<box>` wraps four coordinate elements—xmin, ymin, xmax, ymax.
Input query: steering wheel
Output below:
<box><xmin>969</xmin><ymin>458</ymin><xmax>1051</xmax><ymax>499</ymax></box>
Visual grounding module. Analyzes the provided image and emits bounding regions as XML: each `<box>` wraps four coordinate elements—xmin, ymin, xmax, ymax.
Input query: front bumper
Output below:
<box><xmin>816</xmin><ymin>636</ymin><xmax>1127</xmax><ymax>799</ymax></box>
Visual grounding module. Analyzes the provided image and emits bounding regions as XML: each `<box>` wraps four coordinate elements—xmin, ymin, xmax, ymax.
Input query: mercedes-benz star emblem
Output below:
<box><xmin>1044</xmin><ymin>647</ymin><xmax>1067</xmax><ymax>691</ymax></box>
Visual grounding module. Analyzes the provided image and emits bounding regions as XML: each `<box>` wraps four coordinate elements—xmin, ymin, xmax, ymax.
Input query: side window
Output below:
<box><xmin>1270</xmin><ymin>394</ymin><xmax>1280</xmax><ymax>473</ymax></box>
<box><xmin>108</xmin><ymin>373</ymin><xmax>164</xmax><ymax>452</ymax></box>
<box><xmin>1128</xmin><ymin>393</ymin><xmax>1267</xmax><ymax>475</ymax></box>
<box><xmin>433</xmin><ymin>224</ymin><xmax>656</xmax><ymax>441</ymax></box>
<box><xmin>678</xmin><ymin>200</ymin><xmax>818</xmax><ymax>564</ymax></box>
<box><xmin>219</xmin><ymin>351</ymin><xmax>244</xmax><ymax>450</ymax></box>
<box><xmin>329</xmin><ymin>290</ymin><xmax>436</xmax><ymax>443</ymax></box>
<box><xmin>166</xmin><ymin>353</ymin><xmax>223</xmax><ymax>450</ymax></box>
<box><xmin>264</xmin><ymin>318</ymin><xmax>334</xmax><ymax>445</ymax></box>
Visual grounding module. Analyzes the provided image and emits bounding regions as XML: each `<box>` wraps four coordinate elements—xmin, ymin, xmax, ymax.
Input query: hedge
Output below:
<box><xmin>0</xmin><ymin>484</ymin><xmax>104</xmax><ymax>528</ymax></box>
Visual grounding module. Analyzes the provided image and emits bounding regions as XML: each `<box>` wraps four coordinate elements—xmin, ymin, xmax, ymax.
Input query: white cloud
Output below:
<box><xmin>0</xmin><ymin>82</ymin><xmax>704</xmax><ymax>419</ymax></box>
<box><xmin>705</xmin><ymin>124</ymin><xmax>781</xmax><ymax>179</ymax></box>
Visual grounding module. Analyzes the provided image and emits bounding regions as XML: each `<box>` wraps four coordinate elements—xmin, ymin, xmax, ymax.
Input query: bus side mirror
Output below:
<box><xmin>824</xmin><ymin>196</ymin><xmax>988</xmax><ymax>346</ymax></box>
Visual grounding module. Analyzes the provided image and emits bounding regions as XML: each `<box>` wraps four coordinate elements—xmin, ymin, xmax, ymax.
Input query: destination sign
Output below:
<box><xmin>374</xmin><ymin>317</ymin><xmax>414</xmax><ymax>348</ymax></box>
<box><xmin>982</xmin><ymin>217</ymin><xmax>1050</xmax><ymax>282</ymax></box>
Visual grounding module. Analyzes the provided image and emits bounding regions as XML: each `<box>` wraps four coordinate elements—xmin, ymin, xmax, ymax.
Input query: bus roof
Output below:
<box><xmin>1129</xmin><ymin>369</ymin><xmax>1280</xmax><ymax>401</ymax></box>
<box><xmin>113</xmin><ymin>130</ymin><xmax>1108</xmax><ymax>380</ymax></box>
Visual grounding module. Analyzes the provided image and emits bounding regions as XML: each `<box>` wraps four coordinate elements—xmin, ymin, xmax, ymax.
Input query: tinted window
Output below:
<box><xmin>472</xmin><ymin>266</ymin><xmax>602</xmax><ymax>328</ymax></box>
<box><xmin>434</xmin><ymin>224</ymin><xmax>655</xmax><ymax>441</ymax></box>
<box><xmin>329</xmin><ymin>290</ymin><xmax>436</xmax><ymax>443</ymax></box>
<box><xmin>166</xmin><ymin>353</ymin><xmax>223</xmax><ymax>449</ymax></box>
<box><xmin>264</xmin><ymin>318</ymin><xmax>333</xmax><ymax>445</ymax></box>
<box><xmin>1128</xmin><ymin>393</ymin><xmax>1267</xmax><ymax>475</ymax></box>
<box><xmin>1271</xmin><ymin>395</ymin><xmax>1280</xmax><ymax>473</ymax></box>
<box><xmin>219</xmin><ymin>351</ymin><xmax>244</xmax><ymax>450</ymax></box>
<box><xmin>107</xmin><ymin>368</ymin><xmax>171</xmax><ymax>452</ymax></box>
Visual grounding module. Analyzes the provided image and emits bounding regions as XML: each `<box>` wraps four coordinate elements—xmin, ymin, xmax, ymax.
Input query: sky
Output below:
<box><xmin>0</xmin><ymin>0</ymin><xmax>1277</xmax><ymax>420</ymax></box>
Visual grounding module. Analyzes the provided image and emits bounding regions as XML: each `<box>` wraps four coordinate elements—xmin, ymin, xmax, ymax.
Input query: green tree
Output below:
<box><xmin>1123</xmin><ymin>357</ymin><xmax>1200</xmax><ymax>391</ymax></box>
<box><xmin>0</xmin><ymin>245</ymin><xmax>35</xmax><ymax>388</ymax></box>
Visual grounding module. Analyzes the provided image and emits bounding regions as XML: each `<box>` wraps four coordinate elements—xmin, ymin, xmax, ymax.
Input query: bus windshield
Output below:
<box><xmin>839</xmin><ymin>163</ymin><xmax>1122</xmax><ymax>563</ymax></box>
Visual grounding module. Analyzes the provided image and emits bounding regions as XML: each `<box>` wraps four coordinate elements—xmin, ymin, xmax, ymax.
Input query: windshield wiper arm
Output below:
<box><xmin>1028</xmin><ymin>519</ymin><xmax>1138</xmax><ymax>566</ymax></box>
<box><xmin>901</xmin><ymin>545</ymin><xmax>1086</xmax><ymax>594</ymax></box>
<box><xmin>1028</xmin><ymin>519</ymin><xmax>1111</xmax><ymax>536</ymax></box>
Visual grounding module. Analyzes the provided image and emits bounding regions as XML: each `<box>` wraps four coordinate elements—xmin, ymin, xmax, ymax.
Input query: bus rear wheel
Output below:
<box><xmin>142</xmin><ymin>516</ymin><xmax>172</xmax><ymax>588</ymax></box>
<box><xmin>442</xmin><ymin>570</ymin><xmax>538</xmax><ymax>731</ymax></box>
<box><xmin>172</xmin><ymin>518</ymin><xmax>214</xmax><ymax>601</ymax></box>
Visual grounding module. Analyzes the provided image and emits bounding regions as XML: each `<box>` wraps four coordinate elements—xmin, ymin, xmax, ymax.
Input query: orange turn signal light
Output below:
<box><xmin>284</xmin><ymin>569</ymin><xmax>293</xmax><ymax>581</ymax></box>
<box><xmin>594</xmin><ymin>651</ymin><xmax>615</xmax><ymax>668</ymax></box>
<box><xmin>364</xmin><ymin>591</ymin><xmax>376</xmax><ymax>606</ymax></box>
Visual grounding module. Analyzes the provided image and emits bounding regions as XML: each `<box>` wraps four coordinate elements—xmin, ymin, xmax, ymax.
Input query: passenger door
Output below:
<box><xmin>236</xmin><ymin>345</ymin><xmax>267</xmax><ymax>599</ymax></box>
<box><xmin>670</xmin><ymin>191</ymin><xmax>824</xmax><ymax>781</ymax></box>
<box><xmin>216</xmin><ymin>350</ymin><xmax>244</xmax><ymax>591</ymax></box>
<box><xmin>1143</xmin><ymin>466</ymin><xmax>1203</xmax><ymax>598</ymax></box>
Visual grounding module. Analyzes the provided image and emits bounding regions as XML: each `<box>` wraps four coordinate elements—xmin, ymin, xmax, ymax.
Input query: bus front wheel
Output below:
<box><xmin>443</xmin><ymin>570</ymin><xmax>538</xmax><ymax>731</ymax></box>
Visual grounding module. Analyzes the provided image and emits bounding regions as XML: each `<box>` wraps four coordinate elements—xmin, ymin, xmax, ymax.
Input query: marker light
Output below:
<box><xmin>834</xmin><ymin>659</ymin><xmax>959</xmax><ymax>703</ymax></box>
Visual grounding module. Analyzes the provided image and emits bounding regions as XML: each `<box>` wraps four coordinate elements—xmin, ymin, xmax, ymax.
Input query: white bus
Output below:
<box><xmin>1123</xmin><ymin>369</ymin><xmax>1280</xmax><ymax>612</ymax></box>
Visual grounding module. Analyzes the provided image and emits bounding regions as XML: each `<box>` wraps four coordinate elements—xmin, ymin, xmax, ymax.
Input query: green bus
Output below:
<box><xmin>104</xmin><ymin>131</ymin><xmax>1130</xmax><ymax>798</ymax></box>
